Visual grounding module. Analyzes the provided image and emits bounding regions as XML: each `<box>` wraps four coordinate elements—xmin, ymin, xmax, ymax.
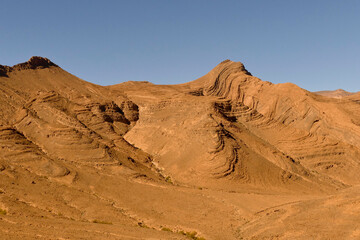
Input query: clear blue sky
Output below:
<box><xmin>1</xmin><ymin>0</ymin><xmax>359</xmax><ymax>91</ymax></box>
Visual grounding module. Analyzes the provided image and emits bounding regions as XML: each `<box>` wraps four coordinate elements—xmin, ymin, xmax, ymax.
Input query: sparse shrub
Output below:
<box><xmin>165</xmin><ymin>176</ymin><xmax>173</xmax><ymax>184</ymax></box>
<box><xmin>186</xmin><ymin>231</ymin><xmax>198</xmax><ymax>239</ymax></box>
<box><xmin>138</xmin><ymin>222</ymin><xmax>149</xmax><ymax>228</ymax></box>
<box><xmin>178</xmin><ymin>230</ymin><xmax>205</xmax><ymax>240</ymax></box>
<box><xmin>161</xmin><ymin>227</ymin><xmax>172</xmax><ymax>232</ymax></box>
<box><xmin>0</xmin><ymin>208</ymin><xmax>7</xmax><ymax>215</ymax></box>
<box><xmin>92</xmin><ymin>219</ymin><xmax>112</xmax><ymax>224</ymax></box>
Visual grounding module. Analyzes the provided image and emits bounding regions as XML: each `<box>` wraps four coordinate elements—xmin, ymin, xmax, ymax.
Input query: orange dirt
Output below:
<box><xmin>0</xmin><ymin>57</ymin><xmax>360</xmax><ymax>239</ymax></box>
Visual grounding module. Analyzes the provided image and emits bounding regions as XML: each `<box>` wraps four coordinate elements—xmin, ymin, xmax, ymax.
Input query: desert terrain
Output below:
<box><xmin>1</xmin><ymin>57</ymin><xmax>360</xmax><ymax>239</ymax></box>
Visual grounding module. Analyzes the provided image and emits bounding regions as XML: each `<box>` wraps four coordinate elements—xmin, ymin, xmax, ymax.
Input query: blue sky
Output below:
<box><xmin>1</xmin><ymin>0</ymin><xmax>359</xmax><ymax>91</ymax></box>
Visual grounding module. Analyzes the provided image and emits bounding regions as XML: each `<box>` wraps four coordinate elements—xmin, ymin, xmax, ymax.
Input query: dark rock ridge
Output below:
<box><xmin>0</xmin><ymin>65</ymin><xmax>9</xmax><ymax>77</ymax></box>
<box><xmin>0</xmin><ymin>56</ymin><xmax>58</xmax><ymax>77</ymax></box>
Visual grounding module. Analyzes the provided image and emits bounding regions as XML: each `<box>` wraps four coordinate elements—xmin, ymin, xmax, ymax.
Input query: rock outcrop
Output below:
<box><xmin>0</xmin><ymin>56</ymin><xmax>58</xmax><ymax>77</ymax></box>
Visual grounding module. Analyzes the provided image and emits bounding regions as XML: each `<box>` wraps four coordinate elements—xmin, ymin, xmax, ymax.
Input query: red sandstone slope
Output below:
<box><xmin>0</xmin><ymin>57</ymin><xmax>187</xmax><ymax>239</ymax></box>
<box><xmin>113</xmin><ymin>60</ymin><xmax>360</xmax><ymax>191</ymax></box>
<box><xmin>0</xmin><ymin>57</ymin><xmax>158</xmax><ymax>178</ymax></box>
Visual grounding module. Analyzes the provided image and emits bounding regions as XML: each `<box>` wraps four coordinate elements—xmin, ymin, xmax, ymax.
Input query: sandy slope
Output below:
<box><xmin>1</xmin><ymin>57</ymin><xmax>360</xmax><ymax>239</ymax></box>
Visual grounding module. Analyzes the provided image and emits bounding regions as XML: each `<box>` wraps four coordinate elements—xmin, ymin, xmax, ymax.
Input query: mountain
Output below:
<box><xmin>315</xmin><ymin>89</ymin><xmax>356</xmax><ymax>98</ymax></box>
<box><xmin>0</xmin><ymin>57</ymin><xmax>360</xmax><ymax>239</ymax></box>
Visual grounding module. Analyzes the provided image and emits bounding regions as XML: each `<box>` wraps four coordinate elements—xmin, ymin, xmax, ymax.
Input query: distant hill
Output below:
<box><xmin>315</xmin><ymin>89</ymin><xmax>356</xmax><ymax>98</ymax></box>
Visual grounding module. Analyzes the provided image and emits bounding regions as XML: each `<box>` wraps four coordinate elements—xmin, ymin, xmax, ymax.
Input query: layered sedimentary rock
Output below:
<box><xmin>1</xmin><ymin>57</ymin><xmax>360</xmax><ymax>239</ymax></box>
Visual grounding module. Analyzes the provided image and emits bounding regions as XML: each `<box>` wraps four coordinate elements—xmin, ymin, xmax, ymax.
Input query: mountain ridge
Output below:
<box><xmin>1</xmin><ymin>56</ymin><xmax>360</xmax><ymax>239</ymax></box>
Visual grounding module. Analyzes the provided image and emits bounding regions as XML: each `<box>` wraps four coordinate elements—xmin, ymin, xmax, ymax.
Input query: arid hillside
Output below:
<box><xmin>1</xmin><ymin>57</ymin><xmax>360</xmax><ymax>239</ymax></box>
